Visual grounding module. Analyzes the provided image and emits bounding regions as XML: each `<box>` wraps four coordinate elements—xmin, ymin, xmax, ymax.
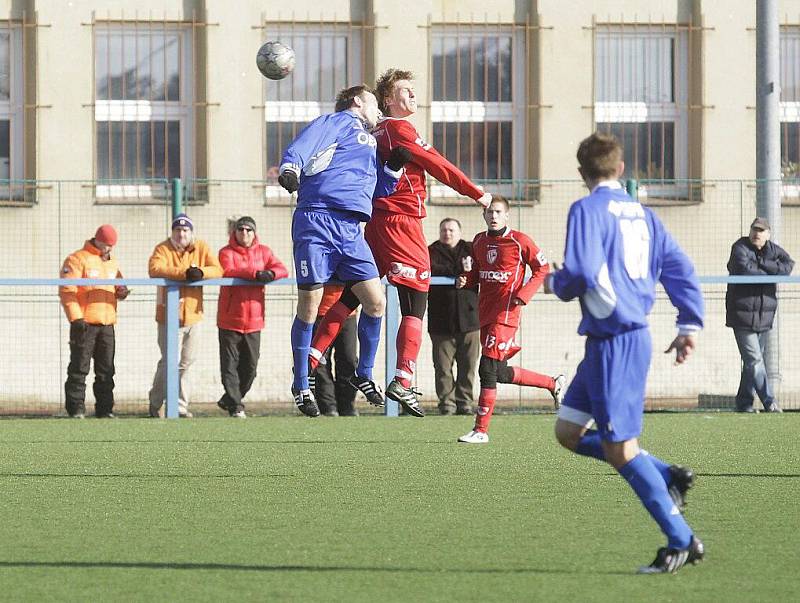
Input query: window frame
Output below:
<box><xmin>428</xmin><ymin>24</ymin><xmax>526</xmax><ymax>202</ymax></box>
<box><xmin>262</xmin><ymin>22</ymin><xmax>365</xmax><ymax>205</ymax></box>
<box><xmin>0</xmin><ymin>24</ymin><xmax>24</xmax><ymax>201</ymax></box>
<box><xmin>593</xmin><ymin>24</ymin><xmax>690</xmax><ymax>200</ymax></box>
<box><xmin>93</xmin><ymin>23</ymin><xmax>195</xmax><ymax>203</ymax></box>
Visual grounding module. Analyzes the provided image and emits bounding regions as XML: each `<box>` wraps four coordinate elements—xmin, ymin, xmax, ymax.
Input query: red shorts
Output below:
<box><xmin>364</xmin><ymin>211</ymin><xmax>430</xmax><ymax>292</ymax></box>
<box><xmin>480</xmin><ymin>323</ymin><xmax>521</xmax><ymax>361</ymax></box>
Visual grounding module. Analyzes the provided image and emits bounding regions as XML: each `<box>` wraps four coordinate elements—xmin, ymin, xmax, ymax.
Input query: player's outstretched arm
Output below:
<box><xmin>664</xmin><ymin>334</ymin><xmax>697</xmax><ymax>365</ymax></box>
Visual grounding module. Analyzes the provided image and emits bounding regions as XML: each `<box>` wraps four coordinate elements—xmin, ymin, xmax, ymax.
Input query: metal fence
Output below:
<box><xmin>0</xmin><ymin>178</ymin><xmax>798</xmax><ymax>416</ymax></box>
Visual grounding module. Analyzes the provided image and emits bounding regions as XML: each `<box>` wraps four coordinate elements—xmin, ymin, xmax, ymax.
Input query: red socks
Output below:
<box><xmin>309</xmin><ymin>301</ymin><xmax>350</xmax><ymax>370</ymax></box>
<box><xmin>395</xmin><ymin>316</ymin><xmax>422</xmax><ymax>388</ymax></box>
<box><xmin>511</xmin><ymin>366</ymin><xmax>555</xmax><ymax>391</ymax></box>
<box><xmin>473</xmin><ymin>388</ymin><xmax>497</xmax><ymax>433</ymax></box>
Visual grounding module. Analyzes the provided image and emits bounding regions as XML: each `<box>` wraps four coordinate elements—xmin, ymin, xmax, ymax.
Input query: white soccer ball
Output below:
<box><xmin>256</xmin><ymin>41</ymin><xmax>296</xmax><ymax>81</ymax></box>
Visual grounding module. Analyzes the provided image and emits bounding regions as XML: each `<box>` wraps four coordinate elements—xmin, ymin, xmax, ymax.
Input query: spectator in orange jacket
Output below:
<box><xmin>147</xmin><ymin>214</ymin><xmax>223</xmax><ymax>418</ymax></box>
<box><xmin>59</xmin><ymin>224</ymin><xmax>129</xmax><ymax>418</ymax></box>
<box><xmin>216</xmin><ymin>216</ymin><xmax>288</xmax><ymax>418</ymax></box>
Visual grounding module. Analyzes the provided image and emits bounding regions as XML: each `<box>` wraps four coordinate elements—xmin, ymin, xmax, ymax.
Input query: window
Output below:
<box><xmin>431</xmin><ymin>25</ymin><xmax>525</xmax><ymax>200</ymax></box>
<box><xmin>263</xmin><ymin>24</ymin><xmax>364</xmax><ymax>202</ymax></box>
<box><xmin>780</xmin><ymin>27</ymin><xmax>800</xmax><ymax>185</ymax></box>
<box><xmin>594</xmin><ymin>26</ymin><xmax>688</xmax><ymax>188</ymax></box>
<box><xmin>94</xmin><ymin>25</ymin><xmax>194</xmax><ymax>201</ymax></box>
<box><xmin>0</xmin><ymin>25</ymin><xmax>24</xmax><ymax>200</ymax></box>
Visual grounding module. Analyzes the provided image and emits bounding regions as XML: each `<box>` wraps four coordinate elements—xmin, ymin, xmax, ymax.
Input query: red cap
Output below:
<box><xmin>94</xmin><ymin>224</ymin><xmax>118</xmax><ymax>246</ymax></box>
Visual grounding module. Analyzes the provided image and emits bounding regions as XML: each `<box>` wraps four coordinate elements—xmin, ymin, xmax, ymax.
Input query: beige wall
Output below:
<box><xmin>1</xmin><ymin>0</ymin><xmax>800</xmax><ymax>409</ymax></box>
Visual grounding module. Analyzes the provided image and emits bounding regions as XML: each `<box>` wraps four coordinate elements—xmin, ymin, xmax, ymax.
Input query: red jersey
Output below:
<box><xmin>464</xmin><ymin>228</ymin><xmax>549</xmax><ymax>328</ymax></box>
<box><xmin>372</xmin><ymin>117</ymin><xmax>484</xmax><ymax>218</ymax></box>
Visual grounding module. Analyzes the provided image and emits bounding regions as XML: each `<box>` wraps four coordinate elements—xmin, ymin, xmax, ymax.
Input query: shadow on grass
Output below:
<box><xmin>7</xmin><ymin>440</ymin><xmax>455</xmax><ymax>445</ymax></box>
<box><xmin>699</xmin><ymin>473</ymin><xmax>800</xmax><ymax>478</ymax></box>
<box><xmin>0</xmin><ymin>560</ymin><xmax>611</xmax><ymax>575</ymax></box>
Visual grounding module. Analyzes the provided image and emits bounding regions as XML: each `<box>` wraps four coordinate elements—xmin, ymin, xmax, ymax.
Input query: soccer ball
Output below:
<box><xmin>256</xmin><ymin>41</ymin><xmax>295</xmax><ymax>81</ymax></box>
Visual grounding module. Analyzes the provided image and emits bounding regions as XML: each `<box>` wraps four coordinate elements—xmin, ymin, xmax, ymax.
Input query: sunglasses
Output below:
<box><xmin>236</xmin><ymin>227</ymin><xmax>254</xmax><ymax>232</ymax></box>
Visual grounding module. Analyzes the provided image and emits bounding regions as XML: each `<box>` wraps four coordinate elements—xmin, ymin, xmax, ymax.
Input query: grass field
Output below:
<box><xmin>0</xmin><ymin>413</ymin><xmax>798</xmax><ymax>602</ymax></box>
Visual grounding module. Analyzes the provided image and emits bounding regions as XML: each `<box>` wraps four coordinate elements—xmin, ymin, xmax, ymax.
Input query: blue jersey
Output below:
<box><xmin>552</xmin><ymin>182</ymin><xmax>704</xmax><ymax>338</ymax></box>
<box><xmin>280</xmin><ymin>110</ymin><xmax>389</xmax><ymax>222</ymax></box>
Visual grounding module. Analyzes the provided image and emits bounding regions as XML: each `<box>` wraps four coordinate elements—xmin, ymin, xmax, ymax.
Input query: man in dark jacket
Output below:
<box><xmin>428</xmin><ymin>218</ymin><xmax>481</xmax><ymax>415</ymax></box>
<box><xmin>726</xmin><ymin>217</ymin><xmax>794</xmax><ymax>412</ymax></box>
<box><xmin>217</xmin><ymin>216</ymin><xmax>288</xmax><ymax>418</ymax></box>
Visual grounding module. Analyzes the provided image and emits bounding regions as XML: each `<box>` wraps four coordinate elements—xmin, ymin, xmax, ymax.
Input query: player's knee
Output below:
<box><xmin>361</xmin><ymin>295</ymin><xmax>385</xmax><ymax>317</ymax></box>
<box><xmin>554</xmin><ymin>419</ymin><xmax>581</xmax><ymax>451</ymax></box>
<box><xmin>478</xmin><ymin>356</ymin><xmax>498</xmax><ymax>388</ymax></box>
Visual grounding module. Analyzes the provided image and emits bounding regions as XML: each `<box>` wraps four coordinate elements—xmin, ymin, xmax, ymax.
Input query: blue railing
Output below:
<box><xmin>3</xmin><ymin>274</ymin><xmax>799</xmax><ymax>417</ymax></box>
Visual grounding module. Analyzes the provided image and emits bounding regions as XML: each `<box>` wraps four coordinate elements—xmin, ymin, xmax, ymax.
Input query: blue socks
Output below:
<box><xmin>575</xmin><ymin>430</ymin><xmax>606</xmax><ymax>461</ymax></box>
<box><xmin>618</xmin><ymin>453</ymin><xmax>692</xmax><ymax>549</ymax></box>
<box><xmin>291</xmin><ymin>317</ymin><xmax>314</xmax><ymax>390</ymax></box>
<box><xmin>574</xmin><ymin>433</ymin><xmax>674</xmax><ymax>488</ymax></box>
<box><xmin>356</xmin><ymin>312</ymin><xmax>382</xmax><ymax>380</ymax></box>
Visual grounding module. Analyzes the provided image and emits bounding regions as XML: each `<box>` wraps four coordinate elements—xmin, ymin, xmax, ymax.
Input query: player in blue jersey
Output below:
<box><xmin>546</xmin><ymin>132</ymin><xmax>706</xmax><ymax>574</ymax></box>
<box><xmin>278</xmin><ymin>85</ymin><xmax>409</xmax><ymax>417</ymax></box>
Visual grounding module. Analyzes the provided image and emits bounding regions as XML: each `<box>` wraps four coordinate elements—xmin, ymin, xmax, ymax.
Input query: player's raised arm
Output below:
<box><xmin>279</xmin><ymin>113</ymin><xmax>339</xmax><ymax>182</ymax></box>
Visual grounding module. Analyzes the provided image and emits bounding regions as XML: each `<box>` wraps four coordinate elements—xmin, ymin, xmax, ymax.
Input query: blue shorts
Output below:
<box><xmin>558</xmin><ymin>327</ymin><xmax>651</xmax><ymax>442</ymax></box>
<box><xmin>292</xmin><ymin>209</ymin><xmax>379</xmax><ymax>285</ymax></box>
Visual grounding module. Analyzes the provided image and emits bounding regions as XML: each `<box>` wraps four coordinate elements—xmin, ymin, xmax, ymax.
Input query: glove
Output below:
<box><xmin>115</xmin><ymin>285</ymin><xmax>130</xmax><ymax>300</ymax></box>
<box><xmin>185</xmin><ymin>266</ymin><xmax>204</xmax><ymax>282</ymax></box>
<box><xmin>386</xmin><ymin>147</ymin><xmax>412</xmax><ymax>171</ymax></box>
<box><xmin>71</xmin><ymin>318</ymin><xmax>87</xmax><ymax>335</ymax></box>
<box><xmin>278</xmin><ymin>171</ymin><xmax>299</xmax><ymax>193</ymax></box>
<box><xmin>255</xmin><ymin>269</ymin><xmax>275</xmax><ymax>283</ymax></box>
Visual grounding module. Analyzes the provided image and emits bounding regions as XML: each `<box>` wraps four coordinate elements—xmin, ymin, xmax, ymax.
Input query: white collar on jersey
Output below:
<box><xmin>591</xmin><ymin>180</ymin><xmax>623</xmax><ymax>194</ymax></box>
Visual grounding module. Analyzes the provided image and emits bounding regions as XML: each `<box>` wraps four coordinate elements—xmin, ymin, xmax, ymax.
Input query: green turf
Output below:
<box><xmin>0</xmin><ymin>413</ymin><xmax>798</xmax><ymax>601</ymax></box>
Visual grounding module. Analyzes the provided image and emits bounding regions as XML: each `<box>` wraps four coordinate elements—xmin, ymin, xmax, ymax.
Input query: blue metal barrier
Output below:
<box><xmin>3</xmin><ymin>274</ymin><xmax>799</xmax><ymax>418</ymax></box>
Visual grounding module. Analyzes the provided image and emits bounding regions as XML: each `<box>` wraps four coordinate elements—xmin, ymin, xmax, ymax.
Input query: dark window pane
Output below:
<box><xmin>781</xmin><ymin>122</ymin><xmax>800</xmax><ymax>178</ymax></box>
<box><xmin>597</xmin><ymin>122</ymin><xmax>674</xmax><ymax>179</ymax></box>
<box><xmin>266</xmin><ymin>121</ymin><xmax>308</xmax><ymax>178</ymax></box>
<box><xmin>265</xmin><ymin>30</ymin><xmax>353</xmax><ymax>102</ymax></box>
<box><xmin>96</xmin><ymin>120</ymin><xmax>180</xmax><ymax>180</ymax></box>
<box><xmin>432</xmin><ymin>32</ymin><xmax>512</xmax><ymax>102</ymax></box>
<box><xmin>0</xmin><ymin>120</ymin><xmax>9</xmax><ymax>179</ymax></box>
<box><xmin>95</xmin><ymin>30</ymin><xmax>182</xmax><ymax>101</ymax></box>
<box><xmin>432</xmin><ymin>121</ymin><xmax>512</xmax><ymax>181</ymax></box>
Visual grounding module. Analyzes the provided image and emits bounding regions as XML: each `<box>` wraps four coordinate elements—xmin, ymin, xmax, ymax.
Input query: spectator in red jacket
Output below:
<box><xmin>217</xmin><ymin>216</ymin><xmax>288</xmax><ymax>417</ymax></box>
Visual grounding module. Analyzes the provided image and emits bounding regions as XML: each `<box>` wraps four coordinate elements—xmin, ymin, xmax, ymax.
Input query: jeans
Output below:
<box><xmin>733</xmin><ymin>328</ymin><xmax>776</xmax><ymax>411</ymax></box>
<box><xmin>149</xmin><ymin>321</ymin><xmax>200</xmax><ymax>415</ymax></box>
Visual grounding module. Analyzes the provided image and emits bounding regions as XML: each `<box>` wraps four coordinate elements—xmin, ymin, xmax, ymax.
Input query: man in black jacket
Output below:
<box><xmin>428</xmin><ymin>218</ymin><xmax>481</xmax><ymax>415</ymax></box>
<box><xmin>726</xmin><ymin>217</ymin><xmax>795</xmax><ymax>412</ymax></box>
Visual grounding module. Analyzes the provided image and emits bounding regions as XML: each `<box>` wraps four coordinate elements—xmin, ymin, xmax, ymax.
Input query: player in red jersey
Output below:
<box><xmin>456</xmin><ymin>195</ymin><xmax>565</xmax><ymax>444</ymax></box>
<box><xmin>306</xmin><ymin>68</ymin><xmax>491</xmax><ymax>417</ymax></box>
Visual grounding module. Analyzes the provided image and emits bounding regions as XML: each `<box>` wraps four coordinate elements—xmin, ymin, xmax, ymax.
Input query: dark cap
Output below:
<box><xmin>751</xmin><ymin>217</ymin><xmax>771</xmax><ymax>231</ymax></box>
<box><xmin>235</xmin><ymin>216</ymin><xmax>257</xmax><ymax>232</ymax></box>
<box><xmin>171</xmin><ymin>213</ymin><xmax>194</xmax><ymax>231</ymax></box>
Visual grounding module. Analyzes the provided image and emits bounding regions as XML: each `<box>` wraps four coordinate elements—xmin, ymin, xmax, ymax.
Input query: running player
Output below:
<box><xmin>307</xmin><ymin>68</ymin><xmax>491</xmax><ymax>417</ymax></box>
<box><xmin>548</xmin><ymin>132</ymin><xmax>705</xmax><ymax>574</ymax></box>
<box><xmin>456</xmin><ymin>196</ymin><xmax>565</xmax><ymax>444</ymax></box>
<box><xmin>278</xmin><ymin>85</ymin><xmax>408</xmax><ymax>417</ymax></box>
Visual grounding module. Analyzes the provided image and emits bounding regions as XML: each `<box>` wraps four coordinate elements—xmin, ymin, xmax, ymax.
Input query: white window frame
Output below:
<box><xmin>780</xmin><ymin>27</ymin><xmax>800</xmax><ymax>197</ymax></box>
<box><xmin>263</xmin><ymin>25</ymin><xmax>363</xmax><ymax>201</ymax></box>
<box><xmin>0</xmin><ymin>26</ymin><xmax>24</xmax><ymax>198</ymax></box>
<box><xmin>594</xmin><ymin>26</ymin><xmax>689</xmax><ymax>199</ymax></box>
<box><xmin>429</xmin><ymin>27</ymin><xmax>524</xmax><ymax>200</ymax></box>
<box><xmin>94</xmin><ymin>25</ymin><xmax>194</xmax><ymax>201</ymax></box>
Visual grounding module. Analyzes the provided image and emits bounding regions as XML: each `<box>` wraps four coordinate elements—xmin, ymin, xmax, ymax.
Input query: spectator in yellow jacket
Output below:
<box><xmin>59</xmin><ymin>224</ymin><xmax>129</xmax><ymax>418</ymax></box>
<box><xmin>148</xmin><ymin>214</ymin><xmax>223</xmax><ymax>417</ymax></box>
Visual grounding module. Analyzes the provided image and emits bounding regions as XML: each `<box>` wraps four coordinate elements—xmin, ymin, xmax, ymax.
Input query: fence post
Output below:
<box><xmin>384</xmin><ymin>283</ymin><xmax>399</xmax><ymax>417</ymax></box>
<box><xmin>165</xmin><ymin>284</ymin><xmax>180</xmax><ymax>418</ymax></box>
<box><xmin>171</xmin><ymin>178</ymin><xmax>183</xmax><ymax>218</ymax></box>
<box><xmin>625</xmin><ymin>179</ymin><xmax>638</xmax><ymax>199</ymax></box>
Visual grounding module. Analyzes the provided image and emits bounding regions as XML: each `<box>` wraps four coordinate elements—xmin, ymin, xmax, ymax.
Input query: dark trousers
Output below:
<box><xmin>430</xmin><ymin>330</ymin><xmax>480</xmax><ymax>414</ymax></box>
<box><xmin>65</xmin><ymin>322</ymin><xmax>115</xmax><ymax>417</ymax></box>
<box><xmin>218</xmin><ymin>329</ymin><xmax>261</xmax><ymax>413</ymax></box>
<box><xmin>314</xmin><ymin>315</ymin><xmax>358</xmax><ymax>416</ymax></box>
